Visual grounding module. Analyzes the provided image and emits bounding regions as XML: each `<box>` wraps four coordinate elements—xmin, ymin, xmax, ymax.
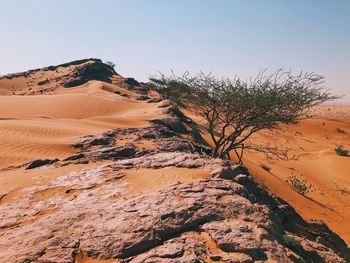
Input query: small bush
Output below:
<box><xmin>105</xmin><ymin>61</ymin><xmax>115</xmax><ymax>68</ymax></box>
<box><xmin>286</xmin><ymin>176</ymin><xmax>314</xmax><ymax>195</ymax></box>
<box><xmin>336</xmin><ymin>127</ymin><xmax>346</xmax><ymax>134</ymax></box>
<box><xmin>283</xmin><ymin>235</ymin><xmax>302</xmax><ymax>252</ymax></box>
<box><xmin>333</xmin><ymin>182</ymin><xmax>350</xmax><ymax>195</ymax></box>
<box><xmin>38</xmin><ymin>79</ymin><xmax>49</xmax><ymax>86</ymax></box>
<box><xmin>335</xmin><ymin>145</ymin><xmax>349</xmax><ymax>156</ymax></box>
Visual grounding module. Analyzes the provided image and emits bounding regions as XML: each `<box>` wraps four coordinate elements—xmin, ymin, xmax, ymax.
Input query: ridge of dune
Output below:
<box><xmin>0</xmin><ymin>62</ymin><xmax>160</xmax><ymax>168</ymax></box>
<box><xmin>0</xmin><ymin>86</ymin><xmax>150</xmax><ymax>119</ymax></box>
<box><xmin>0</xmin><ymin>58</ymin><xmax>120</xmax><ymax>95</ymax></box>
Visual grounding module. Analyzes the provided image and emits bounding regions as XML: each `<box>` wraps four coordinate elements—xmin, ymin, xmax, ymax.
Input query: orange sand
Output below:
<box><xmin>242</xmin><ymin>113</ymin><xmax>350</xmax><ymax>245</ymax></box>
<box><xmin>0</xmin><ymin>81</ymin><xmax>160</xmax><ymax>168</ymax></box>
<box><xmin>189</xmin><ymin>105</ymin><xmax>350</xmax><ymax>245</ymax></box>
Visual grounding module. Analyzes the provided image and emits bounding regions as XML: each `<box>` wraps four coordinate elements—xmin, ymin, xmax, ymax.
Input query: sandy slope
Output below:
<box><xmin>186</xmin><ymin>104</ymin><xmax>350</xmax><ymax>244</ymax></box>
<box><xmin>241</xmin><ymin>112</ymin><xmax>350</xmax><ymax>245</ymax></box>
<box><xmin>0</xmin><ymin>80</ymin><xmax>160</xmax><ymax>168</ymax></box>
<box><xmin>0</xmin><ymin>76</ymin><xmax>28</xmax><ymax>95</ymax></box>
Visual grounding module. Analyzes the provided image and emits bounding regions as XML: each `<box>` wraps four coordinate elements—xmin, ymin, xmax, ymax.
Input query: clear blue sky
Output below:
<box><xmin>1</xmin><ymin>0</ymin><xmax>349</xmax><ymax>102</ymax></box>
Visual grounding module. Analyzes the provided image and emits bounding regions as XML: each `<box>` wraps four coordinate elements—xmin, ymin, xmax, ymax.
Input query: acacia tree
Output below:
<box><xmin>148</xmin><ymin>75</ymin><xmax>190</xmax><ymax>106</ymax></box>
<box><xmin>149</xmin><ymin>70</ymin><xmax>339</xmax><ymax>163</ymax></box>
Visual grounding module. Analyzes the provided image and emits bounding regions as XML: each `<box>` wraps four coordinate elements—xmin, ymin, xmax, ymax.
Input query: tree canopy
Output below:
<box><xmin>149</xmin><ymin>70</ymin><xmax>339</xmax><ymax>163</ymax></box>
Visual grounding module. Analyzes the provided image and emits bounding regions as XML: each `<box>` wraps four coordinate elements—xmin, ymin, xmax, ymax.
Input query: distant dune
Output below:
<box><xmin>311</xmin><ymin>104</ymin><xmax>350</xmax><ymax>120</ymax></box>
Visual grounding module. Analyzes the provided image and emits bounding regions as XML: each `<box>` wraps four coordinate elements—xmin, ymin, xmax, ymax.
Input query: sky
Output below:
<box><xmin>1</xmin><ymin>0</ymin><xmax>349</xmax><ymax>102</ymax></box>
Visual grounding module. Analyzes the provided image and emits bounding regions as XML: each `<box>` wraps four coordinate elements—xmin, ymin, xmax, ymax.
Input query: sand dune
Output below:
<box><xmin>311</xmin><ymin>104</ymin><xmax>350</xmax><ymax>120</ymax></box>
<box><xmin>0</xmin><ymin>76</ymin><xmax>28</xmax><ymax>95</ymax></box>
<box><xmin>186</xmin><ymin>105</ymin><xmax>350</xmax><ymax>244</ymax></box>
<box><xmin>236</xmin><ymin>111</ymin><xmax>350</xmax><ymax>244</ymax></box>
<box><xmin>0</xmin><ymin>81</ymin><xmax>151</xmax><ymax>120</ymax></box>
<box><xmin>0</xmin><ymin>80</ymin><xmax>160</xmax><ymax>168</ymax></box>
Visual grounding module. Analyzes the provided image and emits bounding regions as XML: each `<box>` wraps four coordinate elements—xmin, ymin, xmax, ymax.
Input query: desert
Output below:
<box><xmin>1</xmin><ymin>1</ymin><xmax>350</xmax><ymax>262</ymax></box>
<box><xmin>0</xmin><ymin>59</ymin><xmax>349</xmax><ymax>262</ymax></box>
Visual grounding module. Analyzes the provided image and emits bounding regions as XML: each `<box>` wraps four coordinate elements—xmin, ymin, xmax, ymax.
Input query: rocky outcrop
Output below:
<box><xmin>26</xmin><ymin>158</ymin><xmax>59</xmax><ymax>170</ymax></box>
<box><xmin>0</xmin><ymin>58</ymin><xmax>120</xmax><ymax>95</ymax></box>
<box><xmin>66</xmin><ymin>122</ymin><xmax>211</xmax><ymax>166</ymax></box>
<box><xmin>1</xmin><ymin>150</ymin><xmax>349</xmax><ymax>262</ymax></box>
<box><xmin>63</xmin><ymin>59</ymin><xmax>116</xmax><ymax>87</ymax></box>
<box><xmin>0</xmin><ymin>164</ymin><xmax>347</xmax><ymax>262</ymax></box>
<box><xmin>0</xmin><ymin>58</ymin><xmax>109</xmax><ymax>81</ymax></box>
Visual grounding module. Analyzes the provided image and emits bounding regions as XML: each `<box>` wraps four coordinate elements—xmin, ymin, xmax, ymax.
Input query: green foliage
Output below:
<box><xmin>286</xmin><ymin>176</ymin><xmax>314</xmax><ymax>195</ymax></box>
<box><xmin>149</xmin><ymin>70</ymin><xmax>339</xmax><ymax>161</ymax></box>
<box><xmin>148</xmin><ymin>76</ymin><xmax>190</xmax><ymax>106</ymax></box>
<box><xmin>335</xmin><ymin>145</ymin><xmax>349</xmax><ymax>156</ymax></box>
<box><xmin>283</xmin><ymin>235</ymin><xmax>302</xmax><ymax>253</ymax></box>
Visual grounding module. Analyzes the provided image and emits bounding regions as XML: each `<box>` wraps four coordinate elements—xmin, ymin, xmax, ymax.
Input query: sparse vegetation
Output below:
<box><xmin>335</xmin><ymin>145</ymin><xmax>349</xmax><ymax>157</ymax></box>
<box><xmin>148</xmin><ymin>75</ymin><xmax>190</xmax><ymax>105</ymax></box>
<box><xmin>283</xmin><ymin>235</ymin><xmax>302</xmax><ymax>253</ymax></box>
<box><xmin>38</xmin><ymin>79</ymin><xmax>49</xmax><ymax>86</ymax></box>
<box><xmin>105</xmin><ymin>61</ymin><xmax>115</xmax><ymax>68</ymax></box>
<box><xmin>336</xmin><ymin>127</ymin><xmax>346</xmax><ymax>134</ymax></box>
<box><xmin>333</xmin><ymin>183</ymin><xmax>350</xmax><ymax>195</ymax></box>
<box><xmin>286</xmin><ymin>176</ymin><xmax>314</xmax><ymax>195</ymax></box>
<box><xmin>149</xmin><ymin>70</ymin><xmax>338</xmax><ymax>163</ymax></box>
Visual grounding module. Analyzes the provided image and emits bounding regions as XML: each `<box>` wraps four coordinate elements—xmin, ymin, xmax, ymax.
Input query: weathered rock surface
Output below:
<box><xmin>63</xmin><ymin>59</ymin><xmax>116</xmax><ymax>87</ymax></box>
<box><xmin>67</xmin><ymin>123</ymin><xmax>211</xmax><ymax>165</ymax></box>
<box><xmin>26</xmin><ymin>158</ymin><xmax>59</xmax><ymax>170</ymax></box>
<box><xmin>0</xmin><ymin>150</ymin><xmax>349</xmax><ymax>262</ymax></box>
<box><xmin>0</xmin><ymin>174</ymin><xmax>346</xmax><ymax>262</ymax></box>
<box><xmin>0</xmin><ymin>59</ymin><xmax>122</xmax><ymax>95</ymax></box>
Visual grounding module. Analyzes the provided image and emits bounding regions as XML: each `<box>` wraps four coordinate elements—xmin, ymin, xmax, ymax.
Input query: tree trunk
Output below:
<box><xmin>233</xmin><ymin>147</ymin><xmax>244</xmax><ymax>165</ymax></box>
